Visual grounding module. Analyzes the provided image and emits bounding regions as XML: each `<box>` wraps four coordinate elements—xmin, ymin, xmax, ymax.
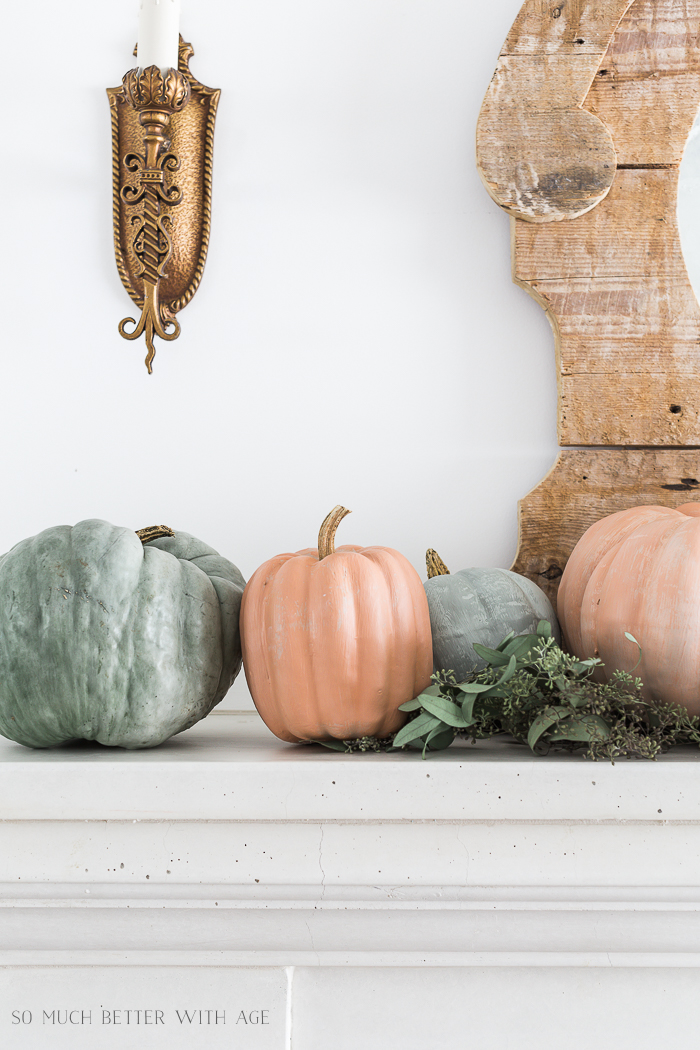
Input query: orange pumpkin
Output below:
<box><xmin>558</xmin><ymin>502</ymin><xmax>700</xmax><ymax>714</ymax></box>
<box><xmin>240</xmin><ymin>506</ymin><xmax>433</xmax><ymax>742</ymax></box>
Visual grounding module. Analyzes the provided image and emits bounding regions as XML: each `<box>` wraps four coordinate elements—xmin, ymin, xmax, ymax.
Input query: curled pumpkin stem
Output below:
<box><xmin>318</xmin><ymin>506</ymin><xmax>351</xmax><ymax>560</ymax></box>
<box><xmin>426</xmin><ymin>548</ymin><xmax>450</xmax><ymax>578</ymax></box>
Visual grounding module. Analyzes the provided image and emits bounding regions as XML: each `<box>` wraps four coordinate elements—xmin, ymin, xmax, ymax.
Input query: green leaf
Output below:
<box><xmin>566</xmin><ymin>689</ymin><xmax>590</xmax><ymax>709</ymax></box>
<box><xmin>625</xmin><ymin>632</ymin><xmax>643</xmax><ymax>672</ymax></box>
<box><xmin>422</xmin><ymin>725</ymin><xmax>456</xmax><ymax>757</ymax></box>
<box><xmin>314</xmin><ymin>739</ymin><xmax>350</xmax><ymax>752</ymax></box>
<box><xmin>420</xmin><ymin>692</ymin><xmax>475</xmax><ymax>728</ymax></box>
<box><xmin>392</xmin><ymin>712</ymin><xmax>442</xmax><ymax>749</ymax></box>
<box><xmin>460</xmin><ymin>692</ymin><xmax>479</xmax><ymax>723</ymax></box>
<box><xmin>496</xmin><ymin>655</ymin><xmax>518</xmax><ymax>685</ymax></box>
<box><xmin>527</xmin><ymin>707</ymin><xmax>570</xmax><ymax>750</ymax></box>
<box><xmin>571</xmin><ymin>659</ymin><xmax>599</xmax><ymax>676</ymax></box>
<box><xmin>423</xmin><ymin>726</ymin><xmax>457</xmax><ymax>751</ymax></box>
<box><xmin>472</xmin><ymin>643</ymin><xmax>512</xmax><ymax>667</ymax></box>
<box><xmin>537</xmin><ymin>620</ymin><xmax>552</xmax><ymax>639</ymax></box>
<box><xmin>496</xmin><ymin>631</ymin><xmax>516</xmax><ymax>651</ymax></box>
<box><xmin>549</xmin><ymin>714</ymin><xmax>612</xmax><ymax>743</ymax></box>
<box><xmin>458</xmin><ymin>680</ymin><xmax>498</xmax><ymax>695</ymax></box>
<box><xmin>501</xmin><ymin>635</ymin><xmax>539</xmax><ymax>661</ymax></box>
<box><xmin>527</xmin><ymin>708</ymin><xmax>612</xmax><ymax>751</ymax></box>
<box><xmin>400</xmin><ymin>684</ymin><xmax>442</xmax><ymax>712</ymax></box>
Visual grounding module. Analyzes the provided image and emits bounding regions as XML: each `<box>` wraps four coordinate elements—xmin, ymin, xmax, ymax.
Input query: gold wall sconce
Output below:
<box><xmin>107</xmin><ymin>8</ymin><xmax>219</xmax><ymax>373</ymax></box>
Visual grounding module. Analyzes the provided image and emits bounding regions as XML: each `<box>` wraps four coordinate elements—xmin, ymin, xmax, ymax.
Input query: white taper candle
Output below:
<box><xmin>137</xmin><ymin>0</ymin><xmax>181</xmax><ymax>73</ymax></box>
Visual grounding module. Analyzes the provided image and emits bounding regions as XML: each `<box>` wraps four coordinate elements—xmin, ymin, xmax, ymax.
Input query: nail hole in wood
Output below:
<box><xmin>670</xmin><ymin>404</ymin><xmax>682</xmax><ymax>414</ymax></box>
<box><xmin>539</xmin><ymin>564</ymin><xmax>563</xmax><ymax>581</ymax></box>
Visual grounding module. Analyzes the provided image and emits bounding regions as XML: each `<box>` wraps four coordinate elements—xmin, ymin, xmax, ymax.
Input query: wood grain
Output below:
<box><xmin>534</xmin><ymin>277</ymin><xmax>700</xmax><ymax>375</ymax></box>
<box><xmin>513</xmin><ymin>169</ymin><xmax>684</xmax><ymax>281</ymax></box>
<box><xmin>585</xmin><ymin>0</ymin><xmax>700</xmax><ymax>164</ymax></box>
<box><xmin>503</xmin><ymin>0</ymin><xmax>634</xmax><ymax>55</ymax></box>
<box><xmin>477</xmin><ymin>59</ymin><xmax>617</xmax><ymax>221</ymax></box>
<box><xmin>477</xmin><ymin>0</ymin><xmax>633</xmax><ymax>221</ymax></box>
<box><xmin>559</xmin><ymin>373</ymin><xmax>700</xmax><ymax>445</ymax></box>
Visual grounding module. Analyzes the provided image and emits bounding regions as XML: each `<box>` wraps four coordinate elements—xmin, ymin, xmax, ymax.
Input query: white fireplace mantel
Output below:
<box><xmin>2</xmin><ymin>712</ymin><xmax>700</xmax><ymax>1049</ymax></box>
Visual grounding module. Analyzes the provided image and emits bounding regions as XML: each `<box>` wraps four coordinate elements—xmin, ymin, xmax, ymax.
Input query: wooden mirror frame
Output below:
<box><xmin>476</xmin><ymin>0</ymin><xmax>700</xmax><ymax>608</ymax></box>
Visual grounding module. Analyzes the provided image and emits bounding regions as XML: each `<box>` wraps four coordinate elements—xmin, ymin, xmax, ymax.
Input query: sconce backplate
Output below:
<box><xmin>107</xmin><ymin>39</ymin><xmax>220</xmax><ymax>329</ymax></box>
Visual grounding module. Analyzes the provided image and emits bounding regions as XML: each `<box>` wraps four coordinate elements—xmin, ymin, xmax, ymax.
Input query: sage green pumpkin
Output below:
<box><xmin>424</xmin><ymin>550</ymin><xmax>560</xmax><ymax>681</ymax></box>
<box><xmin>0</xmin><ymin>519</ymin><xmax>245</xmax><ymax>749</ymax></box>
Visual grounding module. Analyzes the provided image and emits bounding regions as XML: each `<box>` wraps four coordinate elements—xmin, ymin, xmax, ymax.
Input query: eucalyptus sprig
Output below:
<box><xmin>318</xmin><ymin>622</ymin><xmax>700</xmax><ymax>761</ymax></box>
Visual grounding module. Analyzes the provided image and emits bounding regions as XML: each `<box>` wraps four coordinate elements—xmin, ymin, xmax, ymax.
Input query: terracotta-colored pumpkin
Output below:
<box><xmin>558</xmin><ymin>502</ymin><xmax>700</xmax><ymax>714</ymax></box>
<box><xmin>240</xmin><ymin>506</ymin><xmax>433</xmax><ymax>742</ymax></box>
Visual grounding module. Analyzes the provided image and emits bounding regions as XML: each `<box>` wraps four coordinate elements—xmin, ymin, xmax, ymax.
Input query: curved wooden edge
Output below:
<box><xmin>511</xmin><ymin>449</ymin><xmax>700</xmax><ymax>610</ymax></box>
<box><xmin>510</xmin><ymin>214</ymin><xmax>565</xmax><ymax>410</ymax></box>
<box><xmin>476</xmin><ymin>0</ymin><xmax>633</xmax><ymax>222</ymax></box>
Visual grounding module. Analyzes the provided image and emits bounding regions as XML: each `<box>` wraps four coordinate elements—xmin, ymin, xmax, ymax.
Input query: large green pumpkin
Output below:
<box><xmin>0</xmin><ymin>519</ymin><xmax>245</xmax><ymax>749</ymax></box>
<box><xmin>424</xmin><ymin>550</ymin><xmax>560</xmax><ymax>681</ymax></box>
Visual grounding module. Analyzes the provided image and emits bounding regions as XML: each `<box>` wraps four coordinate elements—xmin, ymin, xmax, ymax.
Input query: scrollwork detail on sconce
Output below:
<box><xmin>107</xmin><ymin>39</ymin><xmax>220</xmax><ymax>373</ymax></box>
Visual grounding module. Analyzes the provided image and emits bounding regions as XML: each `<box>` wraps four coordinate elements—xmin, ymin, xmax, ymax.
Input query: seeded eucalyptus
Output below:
<box><xmin>319</xmin><ymin>622</ymin><xmax>700</xmax><ymax>761</ymax></box>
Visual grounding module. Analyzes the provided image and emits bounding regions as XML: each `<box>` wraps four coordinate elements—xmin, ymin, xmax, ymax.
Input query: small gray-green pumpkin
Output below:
<box><xmin>0</xmin><ymin>519</ymin><xmax>245</xmax><ymax>749</ymax></box>
<box><xmin>424</xmin><ymin>549</ymin><xmax>560</xmax><ymax>680</ymax></box>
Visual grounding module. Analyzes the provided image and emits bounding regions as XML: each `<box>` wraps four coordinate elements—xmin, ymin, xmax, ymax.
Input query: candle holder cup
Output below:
<box><xmin>108</xmin><ymin>38</ymin><xmax>220</xmax><ymax>372</ymax></box>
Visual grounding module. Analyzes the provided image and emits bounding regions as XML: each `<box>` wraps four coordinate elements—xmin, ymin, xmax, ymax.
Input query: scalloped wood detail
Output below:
<box><xmin>476</xmin><ymin>0</ymin><xmax>633</xmax><ymax>222</ymax></box>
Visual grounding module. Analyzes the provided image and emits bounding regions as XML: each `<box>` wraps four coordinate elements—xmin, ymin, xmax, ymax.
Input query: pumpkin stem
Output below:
<box><xmin>426</xmin><ymin>548</ymin><xmax>450</xmax><ymax>578</ymax></box>
<box><xmin>137</xmin><ymin>525</ymin><xmax>175</xmax><ymax>545</ymax></box>
<box><xmin>318</xmin><ymin>506</ymin><xmax>351</xmax><ymax>560</ymax></box>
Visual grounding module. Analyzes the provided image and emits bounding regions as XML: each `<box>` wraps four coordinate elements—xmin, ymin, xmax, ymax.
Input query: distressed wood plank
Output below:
<box><xmin>487</xmin><ymin>54</ymin><xmax>607</xmax><ymax>105</ymax></box>
<box><xmin>584</xmin><ymin>0</ymin><xmax>700</xmax><ymax>164</ymax></box>
<box><xmin>502</xmin><ymin>0</ymin><xmax>633</xmax><ymax>55</ymax></box>
<box><xmin>513</xmin><ymin>168</ymin><xmax>684</xmax><ymax>281</ymax></box>
<box><xmin>588</xmin><ymin>0</ymin><xmax>700</xmax><ymax>79</ymax></box>
<box><xmin>559</xmin><ymin>373</ymin><xmax>700</xmax><ymax>445</ymax></box>
<box><xmin>536</xmin><ymin>277</ymin><xmax>700</xmax><ymax>374</ymax></box>
<box><xmin>586</xmin><ymin>73</ymin><xmax>700</xmax><ymax>166</ymax></box>
<box><xmin>513</xmin><ymin>450</ymin><xmax>700</xmax><ymax>608</ymax></box>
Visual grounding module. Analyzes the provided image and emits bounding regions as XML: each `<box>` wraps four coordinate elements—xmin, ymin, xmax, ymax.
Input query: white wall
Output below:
<box><xmin>2</xmin><ymin>0</ymin><xmax>558</xmax><ymax>709</ymax></box>
<box><xmin>678</xmin><ymin>111</ymin><xmax>700</xmax><ymax>303</ymax></box>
